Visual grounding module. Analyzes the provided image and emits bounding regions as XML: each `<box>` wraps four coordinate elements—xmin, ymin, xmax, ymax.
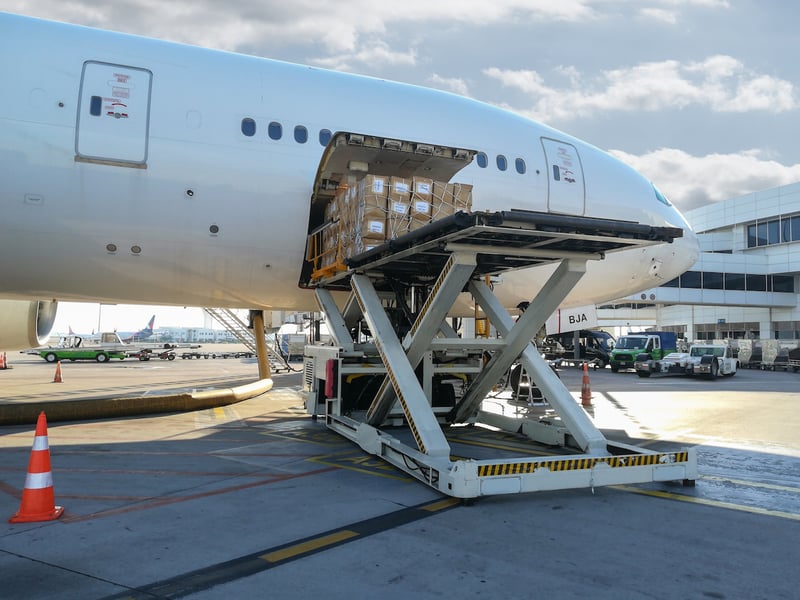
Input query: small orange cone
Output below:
<box><xmin>0</xmin><ymin>352</ymin><xmax>6</xmax><ymax>369</ymax></box>
<box><xmin>52</xmin><ymin>361</ymin><xmax>63</xmax><ymax>383</ymax></box>
<box><xmin>9</xmin><ymin>412</ymin><xmax>64</xmax><ymax>523</ymax></box>
<box><xmin>580</xmin><ymin>362</ymin><xmax>593</xmax><ymax>406</ymax></box>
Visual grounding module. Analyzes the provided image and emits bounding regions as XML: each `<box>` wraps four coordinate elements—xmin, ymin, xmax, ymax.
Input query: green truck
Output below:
<box><xmin>35</xmin><ymin>333</ymin><xmax>127</xmax><ymax>363</ymax></box>
<box><xmin>609</xmin><ymin>331</ymin><xmax>677</xmax><ymax>372</ymax></box>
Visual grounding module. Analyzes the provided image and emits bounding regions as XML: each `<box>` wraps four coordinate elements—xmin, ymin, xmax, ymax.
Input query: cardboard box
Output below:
<box><xmin>358</xmin><ymin>175</ymin><xmax>387</xmax><ymax>241</ymax></box>
<box><xmin>431</xmin><ymin>196</ymin><xmax>455</xmax><ymax>221</ymax></box>
<box><xmin>387</xmin><ymin>198</ymin><xmax>409</xmax><ymax>239</ymax></box>
<box><xmin>412</xmin><ymin>177</ymin><xmax>433</xmax><ymax>199</ymax></box>
<box><xmin>411</xmin><ymin>177</ymin><xmax>433</xmax><ymax>224</ymax></box>
<box><xmin>451</xmin><ymin>182</ymin><xmax>473</xmax><ymax>212</ymax></box>
<box><xmin>431</xmin><ymin>181</ymin><xmax>456</xmax><ymax>220</ymax></box>
<box><xmin>388</xmin><ymin>177</ymin><xmax>411</xmax><ymax>203</ymax></box>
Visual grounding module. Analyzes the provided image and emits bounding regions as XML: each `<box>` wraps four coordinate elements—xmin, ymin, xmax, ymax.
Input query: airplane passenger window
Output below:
<box><xmin>268</xmin><ymin>121</ymin><xmax>283</xmax><ymax>140</ymax></box>
<box><xmin>496</xmin><ymin>155</ymin><xmax>508</xmax><ymax>171</ymax></box>
<box><xmin>476</xmin><ymin>152</ymin><xmax>488</xmax><ymax>168</ymax></box>
<box><xmin>294</xmin><ymin>126</ymin><xmax>308</xmax><ymax>144</ymax></box>
<box><xmin>241</xmin><ymin>118</ymin><xmax>256</xmax><ymax>137</ymax></box>
<box><xmin>515</xmin><ymin>158</ymin><xmax>526</xmax><ymax>174</ymax></box>
<box><xmin>319</xmin><ymin>129</ymin><xmax>332</xmax><ymax>146</ymax></box>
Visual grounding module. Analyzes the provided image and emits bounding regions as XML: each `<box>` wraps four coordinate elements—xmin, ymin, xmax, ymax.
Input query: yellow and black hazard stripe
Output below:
<box><xmin>386</xmin><ymin>367</ymin><xmax>426</xmax><ymax>454</ymax></box>
<box><xmin>477</xmin><ymin>451</ymin><xmax>689</xmax><ymax>478</ymax></box>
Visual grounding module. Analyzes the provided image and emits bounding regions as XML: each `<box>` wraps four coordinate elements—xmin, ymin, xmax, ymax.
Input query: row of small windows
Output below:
<box><xmin>662</xmin><ymin>270</ymin><xmax>795</xmax><ymax>293</ymax></box>
<box><xmin>746</xmin><ymin>214</ymin><xmax>800</xmax><ymax>248</ymax></box>
<box><xmin>241</xmin><ymin>118</ymin><xmax>332</xmax><ymax>146</ymax></box>
<box><xmin>475</xmin><ymin>152</ymin><xmax>527</xmax><ymax>174</ymax></box>
<box><xmin>240</xmin><ymin>118</ymin><xmax>526</xmax><ymax>174</ymax></box>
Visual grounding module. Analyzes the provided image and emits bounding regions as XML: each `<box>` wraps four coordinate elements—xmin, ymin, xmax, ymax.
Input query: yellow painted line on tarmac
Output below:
<box><xmin>421</xmin><ymin>497</ymin><xmax>460</xmax><ymax>512</ymax></box>
<box><xmin>260</xmin><ymin>530</ymin><xmax>359</xmax><ymax>563</ymax></box>
<box><xmin>701</xmin><ymin>475</ymin><xmax>800</xmax><ymax>495</ymax></box>
<box><xmin>614</xmin><ymin>485</ymin><xmax>800</xmax><ymax>522</ymax></box>
<box><xmin>104</xmin><ymin>497</ymin><xmax>461</xmax><ymax>599</ymax></box>
<box><xmin>309</xmin><ymin>453</ymin><xmax>412</xmax><ymax>481</ymax></box>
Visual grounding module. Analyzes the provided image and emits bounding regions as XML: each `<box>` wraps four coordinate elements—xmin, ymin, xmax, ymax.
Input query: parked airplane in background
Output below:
<box><xmin>119</xmin><ymin>315</ymin><xmax>156</xmax><ymax>343</ymax></box>
<box><xmin>0</xmin><ymin>13</ymin><xmax>700</xmax><ymax>351</ymax></box>
<box><xmin>62</xmin><ymin>315</ymin><xmax>155</xmax><ymax>344</ymax></box>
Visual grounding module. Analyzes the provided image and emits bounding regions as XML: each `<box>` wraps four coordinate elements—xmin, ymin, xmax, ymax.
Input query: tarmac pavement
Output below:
<box><xmin>0</xmin><ymin>358</ymin><xmax>798</xmax><ymax>599</ymax></box>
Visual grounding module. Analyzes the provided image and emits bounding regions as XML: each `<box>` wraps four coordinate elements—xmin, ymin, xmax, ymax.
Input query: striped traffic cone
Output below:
<box><xmin>9</xmin><ymin>412</ymin><xmax>64</xmax><ymax>523</ymax></box>
<box><xmin>580</xmin><ymin>362</ymin><xmax>593</xmax><ymax>407</ymax></box>
<box><xmin>52</xmin><ymin>361</ymin><xmax>63</xmax><ymax>383</ymax></box>
<box><xmin>0</xmin><ymin>352</ymin><xmax>6</xmax><ymax>369</ymax></box>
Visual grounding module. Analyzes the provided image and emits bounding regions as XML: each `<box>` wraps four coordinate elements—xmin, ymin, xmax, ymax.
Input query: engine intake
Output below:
<box><xmin>0</xmin><ymin>300</ymin><xmax>58</xmax><ymax>349</ymax></box>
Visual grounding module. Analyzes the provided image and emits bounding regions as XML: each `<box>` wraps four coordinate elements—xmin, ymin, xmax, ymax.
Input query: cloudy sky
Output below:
<box><xmin>4</xmin><ymin>0</ymin><xmax>798</xmax><ymax>330</ymax></box>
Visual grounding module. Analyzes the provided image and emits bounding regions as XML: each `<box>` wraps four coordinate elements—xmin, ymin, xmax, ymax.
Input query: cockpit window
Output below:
<box><xmin>653</xmin><ymin>184</ymin><xmax>671</xmax><ymax>206</ymax></box>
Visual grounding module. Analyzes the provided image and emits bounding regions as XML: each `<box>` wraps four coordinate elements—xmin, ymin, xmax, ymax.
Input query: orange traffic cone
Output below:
<box><xmin>580</xmin><ymin>362</ymin><xmax>593</xmax><ymax>406</ymax></box>
<box><xmin>52</xmin><ymin>361</ymin><xmax>63</xmax><ymax>383</ymax></box>
<box><xmin>9</xmin><ymin>412</ymin><xmax>64</xmax><ymax>523</ymax></box>
<box><xmin>0</xmin><ymin>352</ymin><xmax>6</xmax><ymax>369</ymax></box>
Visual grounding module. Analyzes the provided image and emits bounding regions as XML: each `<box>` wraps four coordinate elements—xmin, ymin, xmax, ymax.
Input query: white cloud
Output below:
<box><xmin>6</xmin><ymin>0</ymin><xmax>601</xmax><ymax>55</ymax></box>
<box><xmin>428</xmin><ymin>74</ymin><xmax>471</xmax><ymax>97</ymax></box>
<box><xmin>656</xmin><ymin>0</ymin><xmax>730</xmax><ymax>7</ymax></box>
<box><xmin>311</xmin><ymin>40</ymin><xmax>417</xmax><ymax>72</ymax></box>
<box><xmin>5</xmin><ymin>0</ymin><xmax>736</xmax><ymax>76</ymax></box>
<box><xmin>485</xmin><ymin>56</ymin><xmax>797</xmax><ymax>121</ymax></box>
<box><xmin>609</xmin><ymin>148</ymin><xmax>800</xmax><ymax>211</ymax></box>
<box><xmin>638</xmin><ymin>8</ymin><xmax>678</xmax><ymax>24</ymax></box>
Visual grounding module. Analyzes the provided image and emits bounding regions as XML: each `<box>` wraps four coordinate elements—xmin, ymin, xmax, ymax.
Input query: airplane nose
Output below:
<box><xmin>679</xmin><ymin>225</ymin><xmax>701</xmax><ymax>265</ymax></box>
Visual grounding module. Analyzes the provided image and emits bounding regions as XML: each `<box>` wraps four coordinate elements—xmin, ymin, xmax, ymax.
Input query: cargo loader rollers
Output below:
<box><xmin>299</xmin><ymin>133</ymin><xmax>697</xmax><ymax>499</ymax></box>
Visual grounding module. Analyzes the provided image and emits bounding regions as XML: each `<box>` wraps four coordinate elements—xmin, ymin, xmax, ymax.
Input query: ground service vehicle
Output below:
<box><xmin>134</xmin><ymin>348</ymin><xmax>176</xmax><ymax>361</ymax></box>
<box><xmin>541</xmin><ymin>329</ymin><xmax>615</xmax><ymax>368</ymax></box>
<box><xmin>609</xmin><ymin>331</ymin><xmax>677</xmax><ymax>372</ymax></box>
<box><xmin>35</xmin><ymin>333</ymin><xmax>127</xmax><ymax>363</ymax></box>
<box><xmin>635</xmin><ymin>343</ymin><xmax>737</xmax><ymax>378</ymax></box>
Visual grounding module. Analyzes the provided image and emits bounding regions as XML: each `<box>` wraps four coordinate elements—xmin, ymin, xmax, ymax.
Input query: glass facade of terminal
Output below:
<box><xmin>662</xmin><ymin>271</ymin><xmax>795</xmax><ymax>293</ymax></box>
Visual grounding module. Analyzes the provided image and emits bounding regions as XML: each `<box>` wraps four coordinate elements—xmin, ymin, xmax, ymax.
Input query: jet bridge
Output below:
<box><xmin>300</xmin><ymin>132</ymin><xmax>697</xmax><ymax>499</ymax></box>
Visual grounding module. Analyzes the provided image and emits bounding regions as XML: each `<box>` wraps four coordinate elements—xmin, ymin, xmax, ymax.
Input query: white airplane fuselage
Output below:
<box><xmin>0</xmin><ymin>14</ymin><xmax>699</xmax><ymax>348</ymax></box>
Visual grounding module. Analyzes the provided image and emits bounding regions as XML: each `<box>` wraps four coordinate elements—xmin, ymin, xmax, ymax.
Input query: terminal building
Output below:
<box><xmin>609</xmin><ymin>180</ymin><xmax>800</xmax><ymax>342</ymax></box>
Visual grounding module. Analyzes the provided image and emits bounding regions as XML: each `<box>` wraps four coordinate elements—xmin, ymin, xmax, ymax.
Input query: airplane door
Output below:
<box><xmin>541</xmin><ymin>137</ymin><xmax>585</xmax><ymax>215</ymax></box>
<box><xmin>76</xmin><ymin>61</ymin><xmax>153</xmax><ymax>166</ymax></box>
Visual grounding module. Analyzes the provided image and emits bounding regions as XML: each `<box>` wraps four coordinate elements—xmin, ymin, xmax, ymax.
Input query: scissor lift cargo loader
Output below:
<box><xmin>302</xmin><ymin>209</ymin><xmax>697</xmax><ymax>499</ymax></box>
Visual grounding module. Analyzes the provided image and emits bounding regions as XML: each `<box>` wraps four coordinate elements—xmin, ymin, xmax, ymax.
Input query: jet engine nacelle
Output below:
<box><xmin>0</xmin><ymin>300</ymin><xmax>59</xmax><ymax>350</ymax></box>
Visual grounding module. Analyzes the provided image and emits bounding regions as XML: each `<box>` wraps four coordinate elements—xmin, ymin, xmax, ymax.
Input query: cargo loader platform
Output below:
<box><xmin>301</xmin><ymin>209</ymin><xmax>697</xmax><ymax>499</ymax></box>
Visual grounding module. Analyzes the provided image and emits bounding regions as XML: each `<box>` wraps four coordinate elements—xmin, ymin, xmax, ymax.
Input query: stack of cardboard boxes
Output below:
<box><xmin>316</xmin><ymin>175</ymin><xmax>472</xmax><ymax>272</ymax></box>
